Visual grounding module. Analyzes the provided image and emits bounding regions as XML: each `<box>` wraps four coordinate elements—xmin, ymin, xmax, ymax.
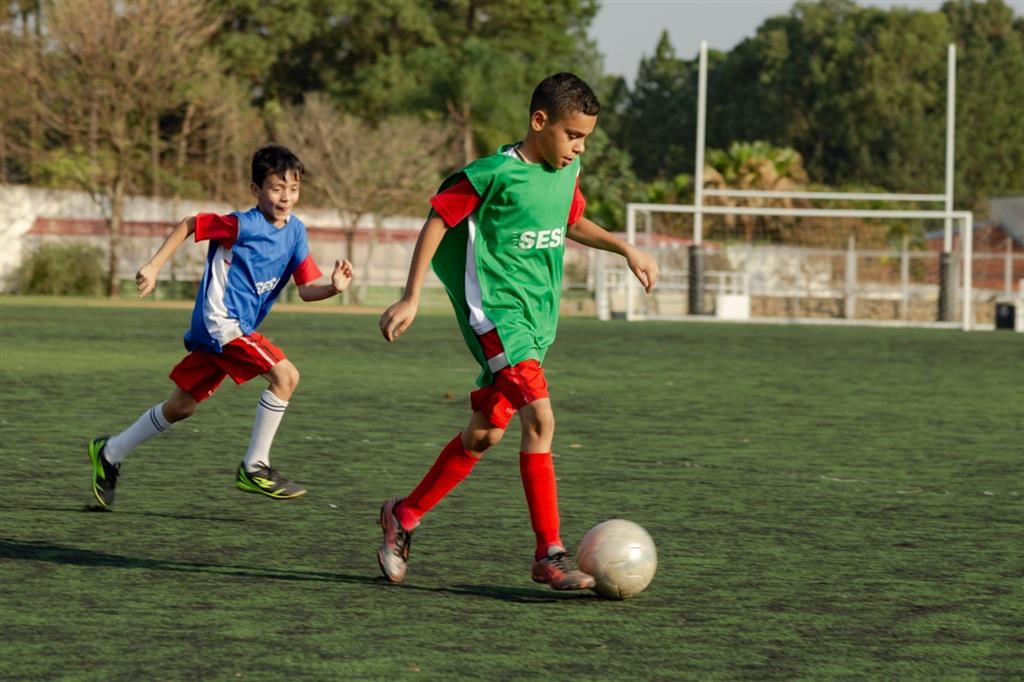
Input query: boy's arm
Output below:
<box><xmin>136</xmin><ymin>217</ymin><xmax>196</xmax><ymax>298</ymax></box>
<box><xmin>567</xmin><ymin>216</ymin><xmax>659</xmax><ymax>293</ymax></box>
<box><xmin>379</xmin><ymin>212</ymin><xmax>448</xmax><ymax>342</ymax></box>
<box><xmin>296</xmin><ymin>259</ymin><xmax>354</xmax><ymax>302</ymax></box>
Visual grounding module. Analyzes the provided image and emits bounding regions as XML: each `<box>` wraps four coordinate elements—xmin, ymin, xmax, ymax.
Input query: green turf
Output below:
<box><xmin>1</xmin><ymin>298</ymin><xmax>1021</xmax><ymax>680</ymax></box>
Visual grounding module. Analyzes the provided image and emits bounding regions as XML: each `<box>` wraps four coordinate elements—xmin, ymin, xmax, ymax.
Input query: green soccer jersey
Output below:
<box><xmin>431</xmin><ymin>144</ymin><xmax>581</xmax><ymax>387</ymax></box>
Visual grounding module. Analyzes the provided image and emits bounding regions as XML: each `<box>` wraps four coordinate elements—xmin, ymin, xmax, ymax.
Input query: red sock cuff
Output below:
<box><xmin>393</xmin><ymin>499</ymin><xmax>417</xmax><ymax>532</ymax></box>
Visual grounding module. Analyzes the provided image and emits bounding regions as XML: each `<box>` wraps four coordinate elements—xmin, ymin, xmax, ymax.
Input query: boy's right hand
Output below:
<box><xmin>379</xmin><ymin>299</ymin><xmax>417</xmax><ymax>342</ymax></box>
<box><xmin>135</xmin><ymin>264</ymin><xmax>159</xmax><ymax>298</ymax></box>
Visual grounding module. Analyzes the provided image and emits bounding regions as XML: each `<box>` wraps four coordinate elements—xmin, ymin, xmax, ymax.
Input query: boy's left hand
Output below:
<box><xmin>332</xmin><ymin>259</ymin><xmax>354</xmax><ymax>294</ymax></box>
<box><xmin>628</xmin><ymin>251</ymin><xmax>659</xmax><ymax>293</ymax></box>
<box><xmin>379</xmin><ymin>299</ymin><xmax>417</xmax><ymax>342</ymax></box>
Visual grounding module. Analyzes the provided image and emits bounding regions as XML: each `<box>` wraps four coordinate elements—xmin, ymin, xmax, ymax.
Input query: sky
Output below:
<box><xmin>591</xmin><ymin>0</ymin><xmax>1021</xmax><ymax>84</ymax></box>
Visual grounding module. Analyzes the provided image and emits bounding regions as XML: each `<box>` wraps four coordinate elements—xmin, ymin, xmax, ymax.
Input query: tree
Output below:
<box><xmin>943</xmin><ymin>0</ymin><xmax>1024</xmax><ymax>211</ymax></box>
<box><xmin>209</xmin><ymin>0</ymin><xmax>344</xmax><ymax>108</ymax></box>
<box><xmin>704</xmin><ymin>141</ymin><xmax>810</xmax><ymax>243</ymax></box>
<box><xmin>211</xmin><ymin>0</ymin><xmax>602</xmax><ymax>165</ymax></box>
<box><xmin>712</xmin><ymin>0</ymin><xmax>949</xmax><ymax>190</ymax></box>
<box><xmin>325</xmin><ymin>0</ymin><xmax>602</xmax><ymax>164</ymax></box>
<box><xmin>616</xmin><ymin>31</ymin><xmax>697</xmax><ymax>181</ymax></box>
<box><xmin>2</xmin><ymin>0</ymin><xmax>231</xmax><ymax>295</ymax></box>
<box><xmin>0</xmin><ymin>0</ymin><xmax>43</xmax><ymax>184</ymax></box>
<box><xmin>578</xmin><ymin>126</ymin><xmax>644</xmax><ymax>231</ymax></box>
<box><xmin>274</xmin><ymin>93</ymin><xmax>455</xmax><ymax>304</ymax></box>
<box><xmin>406</xmin><ymin>0</ymin><xmax>602</xmax><ymax>164</ymax></box>
<box><xmin>706</xmin><ymin>0</ymin><xmax>1023</xmax><ymax>212</ymax></box>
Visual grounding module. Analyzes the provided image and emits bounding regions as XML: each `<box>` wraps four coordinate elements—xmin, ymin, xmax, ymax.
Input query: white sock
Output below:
<box><xmin>243</xmin><ymin>390</ymin><xmax>288</xmax><ymax>472</ymax></box>
<box><xmin>104</xmin><ymin>403</ymin><xmax>172</xmax><ymax>465</ymax></box>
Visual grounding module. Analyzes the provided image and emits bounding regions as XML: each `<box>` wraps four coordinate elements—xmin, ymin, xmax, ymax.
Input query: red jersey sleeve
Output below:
<box><xmin>292</xmin><ymin>255</ymin><xmax>323</xmax><ymax>286</ymax></box>
<box><xmin>567</xmin><ymin>180</ymin><xmax>586</xmax><ymax>226</ymax></box>
<box><xmin>194</xmin><ymin>213</ymin><xmax>239</xmax><ymax>248</ymax></box>
<box><xmin>429</xmin><ymin>177</ymin><xmax>482</xmax><ymax>228</ymax></box>
<box><xmin>431</xmin><ymin>175</ymin><xmax>584</xmax><ymax>226</ymax></box>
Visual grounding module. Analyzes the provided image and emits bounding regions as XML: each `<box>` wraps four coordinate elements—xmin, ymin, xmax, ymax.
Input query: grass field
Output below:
<box><xmin>1</xmin><ymin>297</ymin><xmax>1021</xmax><ymax>681</ymax></box>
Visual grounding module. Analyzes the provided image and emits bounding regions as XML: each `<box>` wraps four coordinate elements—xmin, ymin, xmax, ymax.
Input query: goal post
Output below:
<box><xmin>614</xmin><ymin>41</ymin><xmax>979</xmax><ymax>329</ymax></box>
<box><xmin>598</xmin><ymin>203</ymin><xmax>976</xmax><ymax>330</ymax></box>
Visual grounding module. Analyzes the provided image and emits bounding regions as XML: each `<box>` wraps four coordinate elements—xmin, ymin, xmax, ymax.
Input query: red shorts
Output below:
<box><xmin>470</xmin><ymin>330</ymin><xmax>549</xmax><ymax>429</ymax></box>
<box><xmin>169</xmin><ymin>332</ymin><xmax>285</xmax><ymax>403</ymax></box>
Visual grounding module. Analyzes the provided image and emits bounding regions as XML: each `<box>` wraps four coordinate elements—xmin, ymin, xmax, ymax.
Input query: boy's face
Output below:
<box><xmin>531</xmin><ymin>109</ymin><xmax>598</xmax><ymax>169</ymax></box>
<box><xmin>251</xmin><ymin>170</ymin><xmax>301</xmax><ymax>227</ymax></box>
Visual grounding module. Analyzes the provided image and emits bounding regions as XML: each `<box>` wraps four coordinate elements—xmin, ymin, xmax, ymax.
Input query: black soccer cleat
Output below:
<box><xmin>88</xmin><ymin>436</ymin><xmax>120</xmax><ymax>509</ymax></box>
<box><xmin>236</xmin><ymin>461</ymin><xmax>307</xmax><ymax>499</ymax></box>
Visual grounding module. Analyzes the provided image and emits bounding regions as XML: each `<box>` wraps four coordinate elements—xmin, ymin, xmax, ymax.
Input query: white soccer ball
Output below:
<box><xmin>577</xmin><ymin>519</ymin><xmax>657</xmax><ymax>599</ymax></box>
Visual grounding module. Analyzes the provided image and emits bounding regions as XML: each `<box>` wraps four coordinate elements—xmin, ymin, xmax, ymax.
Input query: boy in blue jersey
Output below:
<box><xmin>87</xmin><ymin>145</ymin><xmax>354</xmax><ymax>509</ymax></box>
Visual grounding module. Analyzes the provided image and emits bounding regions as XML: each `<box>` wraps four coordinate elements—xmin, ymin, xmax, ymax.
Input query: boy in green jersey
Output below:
<box><xmin>377</xmin><ymin>72</ymin><xmax>659</xmax><ymax>590</ymax></box>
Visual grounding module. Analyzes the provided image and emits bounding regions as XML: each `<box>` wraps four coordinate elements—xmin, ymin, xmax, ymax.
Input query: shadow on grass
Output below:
<box><xmin>440</xmin><ymin>583</ymin><xmax>600</xmax><ymax>604</ymax></box>
<box><xmin>0</xmin><ymin>502</ymin><xmax>247</xmax><ymax>524</ymax></box>
<box><xmin>0</xmin><ymin>538</ymin><xmax>376</xmax><ymax>585</ymax></box>
<box><xmin>374</xmin><ymin>576</ymin><xmax>600</xmax><ymax>604</ymax></box>
<box><xmin>2</xmin><ymin>538</ymin><xmax>599</xmax><ymax>603</ymax></box>
<box><xmin>78</xmin><ymin>504</ymin><xmax>245</xmax><ymax>523</ymax></box>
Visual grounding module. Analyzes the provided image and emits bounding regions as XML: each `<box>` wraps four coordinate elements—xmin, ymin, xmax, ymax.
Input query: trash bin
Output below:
<box><xmin>994</xmin><ymin>302</ymin><xmax>1016</xmax><ymax>330</ymax></box>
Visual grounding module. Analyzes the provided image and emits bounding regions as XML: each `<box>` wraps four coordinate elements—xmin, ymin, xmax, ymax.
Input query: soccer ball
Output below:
<box><xmin>577</xmin><ymin>519</ymin><xmax>657</xmax><ymax>599</ymax></box>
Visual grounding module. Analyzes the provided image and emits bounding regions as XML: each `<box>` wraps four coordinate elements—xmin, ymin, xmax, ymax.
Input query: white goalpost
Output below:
<box><xmin>610</xmin><ymin>203</ymin><xmax>975</xmax><ymax>330</ymax></box>
<box><xmin>600</xmin><ymin>41</ymin><xmax>980</xmax><ymax>330</ymax></box>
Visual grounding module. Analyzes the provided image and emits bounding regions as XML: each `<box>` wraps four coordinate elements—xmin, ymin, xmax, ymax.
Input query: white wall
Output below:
<box><xmin>0</xmin><ymin>184</ymin><xmax>423</xmax><ymax>293</ymax></box>
<box><xmin>0</xmin><ymin>184</ymin><xmax>240</xmax><ymax>292</ymax></box>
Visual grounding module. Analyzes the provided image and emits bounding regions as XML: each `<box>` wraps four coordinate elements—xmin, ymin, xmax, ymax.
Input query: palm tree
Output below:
<box><xmin>703</xmin><ymin>141</ymin><xmax>810</xmax><ymax>243</ymax></box>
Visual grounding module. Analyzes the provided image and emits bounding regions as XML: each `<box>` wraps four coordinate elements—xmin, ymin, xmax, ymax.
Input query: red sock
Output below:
<box><xmin>397</xmin><ymin>434</ymin><xmax>479</xmax><ymax>530</ymax></box>
<box><xmin>519</xmin><ymin>451</ymin><xmax>563</xmax><ymax>560</ymax></box>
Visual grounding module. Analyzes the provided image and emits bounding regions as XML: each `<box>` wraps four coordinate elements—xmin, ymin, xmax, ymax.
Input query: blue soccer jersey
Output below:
<box><xmin>184</xmin><ymin>207</ymin><xmax>321</xmax><ymax>353</ymax></box>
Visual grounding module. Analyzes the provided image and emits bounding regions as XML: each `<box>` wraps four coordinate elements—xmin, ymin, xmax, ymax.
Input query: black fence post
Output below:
<box><xmin>938</xmin><ymin>251</ymin><xmax>956</xmax><ymax>321</ymax></box>
<box><xmin>688</xmin><ymin>244</ymin><xmax>705</xmax><ymax>315</ymax></box>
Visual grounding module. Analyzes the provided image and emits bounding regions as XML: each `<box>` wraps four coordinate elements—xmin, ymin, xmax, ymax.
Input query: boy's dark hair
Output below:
<box><xmin>251</xmin><ymin>145</ymin><xmax>305</xmax><ymax>187</ymax></box>
<box><xmin>530</xmin><ymin>72</ymin><xmax>600</xmax><ymax>122</ymax></box>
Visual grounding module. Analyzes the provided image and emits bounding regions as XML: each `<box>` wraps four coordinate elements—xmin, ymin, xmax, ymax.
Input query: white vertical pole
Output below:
<box><xmin>962</xmin><ymin>213</ymin><xmax>973</xmax><ymax>331</ymax></box>
<box><xmin>694</xmin><ymin>41</ymin><xmax>708</xmax><ymax>247</ymax></box>
<box><xmin>944</xmin><ymin>44</ymin><xmax>956</xmax><ymax>252</ymax></box>
<box><xmin>845</xmin><ymin>234</ymin><xmax>857</xmax><ymax>319</ymax></box>
<box><xmin>626</xmin><ymin>203</ymin><xmax>636</xmax><ymax>320</ymax></box>
<box><xmin>595</xmin><ymin>250</ymin><xmax>609</xmax><ymax>321</ymax></box>
<box><xmin>900</xmin><ymin>234</ymin><xmax>910</xmax><ymax>320</ymax></box>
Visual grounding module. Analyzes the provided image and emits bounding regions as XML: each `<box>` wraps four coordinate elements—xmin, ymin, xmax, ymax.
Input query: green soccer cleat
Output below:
<box><xmin>236</xmin><ymin>462</ymin><xmax>307</xmax><ymax>499</ymax></box>
<box><xmin>88</xmin><ymin>436</ymin><xmax>120</xmax><ymax>509</ymax></box>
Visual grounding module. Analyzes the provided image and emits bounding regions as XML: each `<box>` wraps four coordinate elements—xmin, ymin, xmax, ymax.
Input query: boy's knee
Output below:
<box><xmin>164</xmin><ymin>397</ymin><xmax>196</xmax><ymax>422</ymax></box>
<box><xmin>281</xmin><ymin>365</ymin><xmax>300</xmax><ymax>390</ymax></box>
<box><xmin>268</xmin><ymin>361</ymin><xmax>300</xmax><ymax>398</ymax></box>
<box><xmin>522</xmin><ymin>405</ymin><xmax>555</xmax><ymax>438</ymax></box>
<box><xmin>463</xmin><ymin>427</ymin><xmax>504</xmax><ymax>453</ymax></box>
